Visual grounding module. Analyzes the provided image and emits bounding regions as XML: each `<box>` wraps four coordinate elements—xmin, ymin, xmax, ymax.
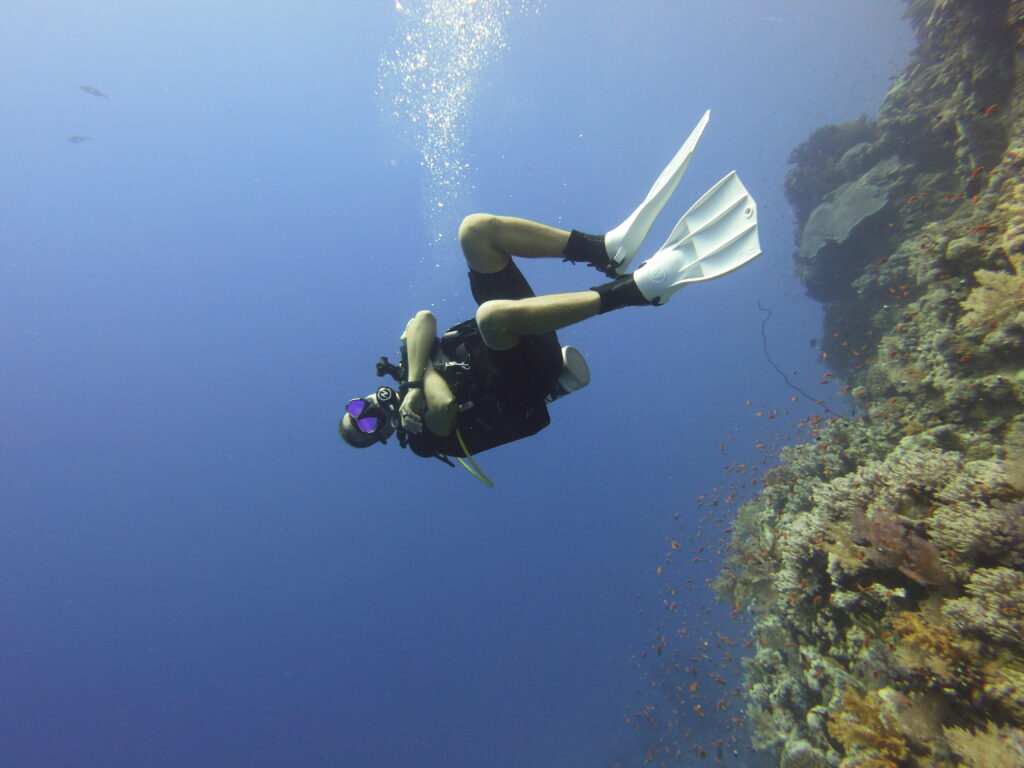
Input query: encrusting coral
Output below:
<box><xmin>714</xmin><ymin>1</ymin><xmax>1024</xmax><ymax>765</ymax></box>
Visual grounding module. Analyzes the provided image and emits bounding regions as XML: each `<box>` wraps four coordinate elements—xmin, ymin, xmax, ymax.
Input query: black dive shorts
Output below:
<box><xmin>467</xmin><ymin>261</ymin><xmax>563</xmax><ymax>402</ymax></box>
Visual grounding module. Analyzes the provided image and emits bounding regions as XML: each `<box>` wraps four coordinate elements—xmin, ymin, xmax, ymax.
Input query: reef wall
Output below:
<box><xmin>716</xmin><ymin>1</ymin><xmax>1024</xmax><ymax>766</ymax></box>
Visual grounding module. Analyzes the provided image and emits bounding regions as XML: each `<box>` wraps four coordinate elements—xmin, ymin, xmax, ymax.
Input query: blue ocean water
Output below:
<box><xmin>1</xmin><ymin>2</ymin><xmax>913</xmax><ymax>766</ymax></box>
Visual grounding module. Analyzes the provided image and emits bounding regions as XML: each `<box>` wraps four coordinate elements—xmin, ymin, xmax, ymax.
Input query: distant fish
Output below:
<box><xmin>79</xmin><ymin>85</ymin><xmax>109</xmax><ymax>99</ymax></box>
<box><xmin>67</xmin><ymin>135</ymin><xmax>92</xmax><ymax>143</ymax></box>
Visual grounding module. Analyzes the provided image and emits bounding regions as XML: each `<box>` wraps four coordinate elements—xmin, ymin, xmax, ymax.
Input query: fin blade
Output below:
<box><xmin>673</xmin><ymin>224</ymin><xmax>761</xmax><ymax>286</ymax></box>
<box><xmin>632</xmin><ymin>171</ymin><xmax>762</xmax><ymax>302</ymax></box>
<box><xmin>604</xmin><ymin>110</ymin><xmax>711</xmax><ymax>273</ymax></box>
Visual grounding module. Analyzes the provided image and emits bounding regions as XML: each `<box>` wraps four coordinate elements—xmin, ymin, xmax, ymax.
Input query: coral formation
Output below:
<box><xmin>851</xmin><ymin>508</ymin><xmax>945</xmax><ymax>585</ymax></box>
<box><xmin>715</xmin><ymin>1</ymin><xmax>1024</xmax><ymax>765</ymax></box>
<box><xmin>826</xmin><ymin>688</ymin><xmax>908</xmax><ymax>766</ymax></box>
<box><xmin>957</xmin><ymin>257</ymin><xmax>1024</xmax><ymax>355</ymax></box>
<box><xmin>944</xmin><ymin>722</ymin><xmax>1024</xmax><ymax>768</ymax></box>
<box><xmin>943</xmin><ymin>567</ymin><xmax>1024</xmax><ymax>645</ymax></box>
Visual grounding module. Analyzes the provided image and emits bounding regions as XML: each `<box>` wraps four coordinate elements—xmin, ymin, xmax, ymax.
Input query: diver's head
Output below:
<box><xmin>338</xmin><ymin>387</ymin><xmax>399</xmax><ymax>448</ymax></box>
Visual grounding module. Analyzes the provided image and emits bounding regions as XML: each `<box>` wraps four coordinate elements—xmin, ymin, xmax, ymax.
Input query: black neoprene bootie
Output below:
<box><xmin>562</xmin><ymin>229</ymin><xmax>617</xmax><ymax>277</ymax></box>
<box><xmin>590</xmin><ymin>274</ymin><xmax>651</xmax><ymax>314</ymax></box>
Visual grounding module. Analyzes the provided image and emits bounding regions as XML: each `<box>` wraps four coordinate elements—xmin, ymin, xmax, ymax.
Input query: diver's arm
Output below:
<box><xmin>400</xmin><ymin>311</ymin><xmax>456</xmax><ymax>436</ymax></box>
<box><xmin>402</xmin><ymin>310</ymin><xmax>437</xmax><ymax>385</ymax></box>
<box><xmin>422</xmin><ymin>365</ymin><xmax>456</xmax><ymax>436</ymax></box>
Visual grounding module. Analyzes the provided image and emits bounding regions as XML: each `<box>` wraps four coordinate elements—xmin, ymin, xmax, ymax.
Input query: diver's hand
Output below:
<box><xmin>399</xmin><ymin>388</ymin><xmax>426</xmax><ymax>434</ymax></box>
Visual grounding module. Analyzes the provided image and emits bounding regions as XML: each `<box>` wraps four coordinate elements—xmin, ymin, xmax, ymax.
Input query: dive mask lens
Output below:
<box><xmin>345</xmin><ymin>398</ymin><xmax>383</xmax><ymax>434</ymax></box>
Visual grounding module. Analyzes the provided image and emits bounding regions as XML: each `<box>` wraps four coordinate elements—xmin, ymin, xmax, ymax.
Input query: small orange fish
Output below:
<box><xmin>970</xmin><ymin>166</ymin><xmax>985</xmax><ymax>179</ymax></box>
<box><xmin>982</xmin><ymin>103</ymin><xmax>998</xmax><ymax>117</ymax></box>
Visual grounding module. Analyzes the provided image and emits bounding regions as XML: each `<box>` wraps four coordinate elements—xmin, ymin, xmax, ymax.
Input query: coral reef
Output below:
<box><xmin>715</xmin><ymin>1</ymin><xmax>1024</xmax><ymax>765</ymax></box>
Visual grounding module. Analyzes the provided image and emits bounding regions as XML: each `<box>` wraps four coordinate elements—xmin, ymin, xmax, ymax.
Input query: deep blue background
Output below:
<box><xmin>2</xmin><ymin>2</ymin><xmax>911</xmax><ymax>766</ymax></box>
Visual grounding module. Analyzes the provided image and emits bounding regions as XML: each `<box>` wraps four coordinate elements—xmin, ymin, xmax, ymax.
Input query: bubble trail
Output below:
<box><xmin>378</xmin><ymin>0</ymin><xmax>542</xmax><ymax>244</ymax></box>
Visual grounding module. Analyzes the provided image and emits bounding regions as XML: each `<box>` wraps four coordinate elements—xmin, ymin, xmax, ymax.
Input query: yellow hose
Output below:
<box><xmin>454</xmin><ymin>428</ymin><xmax>494</xmax><ymax>487</ymax></box>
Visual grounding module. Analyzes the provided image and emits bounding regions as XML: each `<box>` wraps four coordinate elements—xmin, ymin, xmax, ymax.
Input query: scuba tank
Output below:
<box><xmin>547</xmin><ymin>345</ymin><xmax>590</xmax><ymax>403</ymax></box>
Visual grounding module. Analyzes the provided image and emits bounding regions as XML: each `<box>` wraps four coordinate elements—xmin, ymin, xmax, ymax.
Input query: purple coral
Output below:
<box><xmin>851</xmin><ymin>509</ymin><xmax>946</xmax><ymax>585</ymax></box>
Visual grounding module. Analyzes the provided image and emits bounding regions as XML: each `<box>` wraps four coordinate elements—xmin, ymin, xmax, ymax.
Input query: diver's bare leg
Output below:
<box><xmin>476</xmin><ymin>291</ymin><xmax>600</xmax><ymax>351</ymax></box>
<box><xmin>460</xmin><ymin>214</ymin><xmax>644</xmax><ymax>349</ymax></box>
<box><xmin>458</xmin><ymin>214</ymin><xmax>569</xmax><ymax>274</ymax></box>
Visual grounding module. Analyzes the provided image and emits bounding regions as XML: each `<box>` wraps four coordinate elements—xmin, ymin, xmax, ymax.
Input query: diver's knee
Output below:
<box><xmin>475</xmin><ymin>300</ymin><xmax>518</xmax><ymax>350</ymax></box>
<box><xmin>458</xmin><ymin>213</ymin><xmax>498</xmax><ymax>248</ymax></box>
<box><xmin>475</xmin><ymin>299</ymin><xmax>511</xmax><ymax>331</ymax></box>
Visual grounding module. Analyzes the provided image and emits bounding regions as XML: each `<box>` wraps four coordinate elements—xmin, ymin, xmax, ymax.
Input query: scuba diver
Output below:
<box><xmin>339</xmin><ymin>111</ymin><xmax>762</xmax><ymax>485</ymax></box>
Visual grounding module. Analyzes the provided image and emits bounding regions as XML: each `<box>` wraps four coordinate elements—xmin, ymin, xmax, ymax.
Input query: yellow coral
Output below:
<box><xmin>1005</xmin><ymin>418</ymin><xmax>1024</xmax><ymax>493</ymax></box>
<box><xmin>957</xmin><ymin>261</ymin><xmax>1024</xmax><ymax>348</ymax></box>
<box><xmin>891</xmin><ymin>609</ymin><xmax>983</xmax><ymax>685</ymax></box>
<box><xmin>945</xmin><ymin>722</ymin><xmax>1024</xmax><ymax>768</ymax></box>
<box><xmin>980</xmin><ymin>659</ymin><xmax>1024</xmax><ymax>720</ymax></box>
<box><xmin>827</xmin><ymin>689</ymin><xmax>908</xmax><ymax>765</ymax></box>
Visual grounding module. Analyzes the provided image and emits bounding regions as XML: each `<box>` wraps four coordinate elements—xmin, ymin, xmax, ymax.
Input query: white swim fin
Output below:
<box><xmin>603</xmin><ymin>110</ymin><xmax>711</xmax><ymax>275</ymax></box>
<box><xmin>632</xmin><ymin>171</ymin><xmax>761</xmax><ymax>305</ymax></box>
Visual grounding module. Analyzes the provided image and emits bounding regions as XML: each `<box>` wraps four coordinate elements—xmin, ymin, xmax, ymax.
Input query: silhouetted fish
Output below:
<box><xmin>67</xmin><ymin>135</ymin><xmax>92</xmax><ymax>143</ymax></box>
<box><xmin>79</xmin><ymin>85</ymin><xmax>109</xmax><ymax>99</ymax></box>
